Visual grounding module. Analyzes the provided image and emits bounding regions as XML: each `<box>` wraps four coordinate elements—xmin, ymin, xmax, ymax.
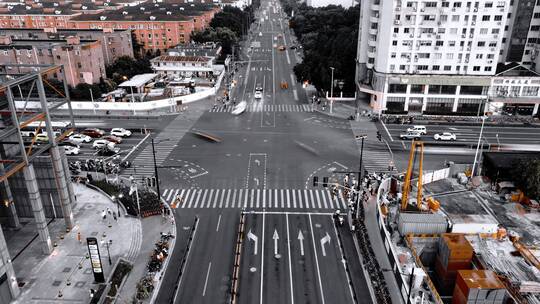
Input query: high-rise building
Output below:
<box><xmin>356</xmin><ymin>0</ymin><xmax>540</xmax><ymax>116</ymax></box>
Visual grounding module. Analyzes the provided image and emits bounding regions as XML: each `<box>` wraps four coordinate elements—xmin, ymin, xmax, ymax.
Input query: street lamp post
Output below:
<box><xmin>356</xmin><ymin>135</ymin><xmax>367</xmax><ymax>192</ymax></box>
<box><xmin>117</xmin><ymin>193</ymin><xmax>123</xmax><ymax>217</ymax></box>
<box><xmin>151</xmin><ymin>138</ymin><xmax>169</xmax><ymax>202</ymax></box>
<box><xmin>102</xmin><ymin>240</ymin><xmax>112</xmax><ymax>265</ymax></box>
<box><xmin>471</xmin><ymin>115</ymin><xmax>487</xmax><ymax>177</ymax></box>
<box><xmin>329</xmin><ymin>67</ymin><xmax>335</xmax><ymax>114</ymax></box>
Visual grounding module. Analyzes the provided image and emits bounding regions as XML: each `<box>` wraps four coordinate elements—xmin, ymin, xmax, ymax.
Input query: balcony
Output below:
<box><xmin>370</xmin><ymin>15</ymin><xmax>379</xmax><ymax>23</ymax></box>
<box><xmin>371</xmin><ymin>2</ymin><xmax>380</xmax><ymax>11</ymax></box>
<box><xmin>367</xmin><ymin>50</ymin><xmax>377</xmax><ymax>58</ymax></box>
<box><xmin>368</xmin><ymin>39</ymin><xmax>377</xmax><ymax>47</ymax></box>
<box><xmin>369</xmin><ymin>28</ymin><xmax>378</xmax><ymax>35</ymax></box>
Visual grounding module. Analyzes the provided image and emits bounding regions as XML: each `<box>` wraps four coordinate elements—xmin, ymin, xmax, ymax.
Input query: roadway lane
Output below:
<box><xmin>238</xmin><ymin>212</ymin><xmax>356</xmax><ymax>304</ymax></box>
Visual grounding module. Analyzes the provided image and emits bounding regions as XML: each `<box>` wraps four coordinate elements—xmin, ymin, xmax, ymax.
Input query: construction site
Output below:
<box><xmin>374</xmin><ymin>142</ymin><xmax>540</xmax><ymax>304</ymax></box>
<box><xmin>0</xmin><ymin>64</ymin><xmax>76</xmax><ymax>303</ymax></box>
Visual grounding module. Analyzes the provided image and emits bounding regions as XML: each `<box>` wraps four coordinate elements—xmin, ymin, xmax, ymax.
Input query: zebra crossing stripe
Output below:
<box><xmin>213</xmin><ymin>189</ymin><xmax>220</xmax><ymax>208</ymax></box>
<box><xmin>183</xmin><ymin>189</ymin><xmax>193</xmax><ymax>208</ymax></box>
<box><xmin>280</xmin><ymin>189</ymin><xmax>285</xmax><ymax>208</ymax></box>
<box><xmin>262</xmin><ymin>188</ymin><xmax>266</xmax><ymax>208</ymax></box>
<box><xmin>200</xmin><ymin>189</ymin><xmax>208</xmax><ymax>208</ymax></box>
<box><xmin>309</xmin><ymin>190</ymin><xmax>315</xmax><ymax>209</ymax></box>
<box><xmin>303</xmin><ymin>190</ymin><xmax>309</xmax><ymax>208</ymax></box>
<box><xmin>207</xmin><ymin>189</ymin><xmax>214</xmax><ymax>208</ymax></box>
<box><xmin>324</xmin><ymin>191</ymin><xmax>333</xmax><ymax>209</ymax></box>
<box><xmin>232</xmin><ymin>189</ymin><xmax>237</xmax><ymax>208</ymax></box>
<box><xmin>225</xmin><ymin>189</ymin><xmax>231</xmax><ymax>208</ymax></box>
<box><xmin>338</xmin><ymin>194</ymin><xmax>346</xmax><ymax>209</ymax></box>
<box><xmin>219</xmin><ymin>190</ymin><xmax>225</xmax><ymax>208</ymax></box>
<box><xmin>286</xmin><ymin>190</ymin><xmax>291</xmax><ymax>208</ymax></box>
<box><xmin>320</xmin><ymin>190</ymin><xmax>328</xmax><ymax>209</ymax></box>
<box><xmin>193</xmin><ymin>190</ymin><xmax>203</xmax><ymax>208</ymax></box>
<box><xmin>244</xmin><ymin>189</ymin><xmax>249</xmax><ymax>208</ymax></box>
<box><xmin>315</xmin><ymin>190</ymin><xmax>322</xmax><ymax>209</ymax></box>
<box><xmin>274</xmin><ymin>189</ymin><xmax>279</xmax><ymax>208</ymax></box>
<box><xmin>177</xmin><ymin>189</ymin><xmax>185</xmax><ymax>206</ymax></box>
<box><xmin>250</xmin><ymin>189</ymin><xmax>255</xmax><ymax>208</ymax></box>
<box><xmin>292</xmin><ymin>190</ymin><xmax>297</xmax><ymax>208</ymax></box>
<box><xmin>269</xmin><ymin>189</ymin><xmax>273</xmax><ymax>208</ymax></box>
<box><xmin>256</xmin><ymin>189</ymin><xmax>261</xmax><ymax>208</ymax></box>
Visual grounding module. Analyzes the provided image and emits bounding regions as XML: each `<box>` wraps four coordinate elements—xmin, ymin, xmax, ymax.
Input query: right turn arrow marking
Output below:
<box><xmin>320</xmin><ymin>232</ymin><xmax>331</xmax><ymax>257</ymax></box>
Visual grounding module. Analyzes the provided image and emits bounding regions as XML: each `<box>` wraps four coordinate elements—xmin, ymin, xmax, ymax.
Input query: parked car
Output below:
<box><xmin>110</xmin><ymin>128</ymin><xmax>132</xmax><ymax>137</ymax></box>
<box><xmin>63</xmin><ymin>146</ymin><xmax>80</xmax><ymax>155</ymax></box>
<box><xmin>96</xmin><ymin>146</ymin><xmax>120</xmax><ymax>156</ymax></box>
<box><xmin>399</xmin><ymin>131</ymin><xmax>422</xmax><ymax>140</ymax></box>
<box><xmin>59</xmin><ymin>140</ymin><xmax>80</xmax><ymax>148</ymax></box>
<box><xmin>232</xmin><ymin>101</ymin><xmax>247</xmax><ymax>115</ymax></box>
<box><xmin>102</xmin><ymin>135</ymin><xmax>122</xmax><ymax>144</ymax></box>
<box><xmin>82</xmin><ymin>128</ymin><xmax>104</xmax><ymax>138</ymax></box>
<box><xmin>406</xmin><ymin>125</ymin><xmax>427</xmax><ymax>135</ymax></box>
<box><xmin>93</xmin><ymin>139</ymin><xmax>115</xmax><ymax>149</ymax></box>
<box><xmin>69</xmin><ymin>133</ymin><xmax>92</xmax><ymax>144</ymax></box>
<box><xmin>289</xmin><ymin>45</ymin><xmax>297</xmax><ymax>50</ymax></box>
<box><xmin>434</xmin><ymin>132</ymin><xmax>457</xmax><ymax>141</ymax></box>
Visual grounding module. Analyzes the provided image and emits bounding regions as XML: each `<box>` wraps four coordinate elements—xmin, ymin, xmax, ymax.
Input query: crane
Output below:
<box><xmin>401</xmin><ymin>140</ymin><xmax>424</xmax><ymax>210</ymax></box>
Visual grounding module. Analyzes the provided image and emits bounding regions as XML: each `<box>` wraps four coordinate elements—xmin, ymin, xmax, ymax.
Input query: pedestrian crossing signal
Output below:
<box><xmin>322</xmin><ymin>177</ymin><xmax>328</xmax><ymax>187</ymax></box>
<box><xmin>313</xmin><ymin>176</ymin><xmax>318</xmax><ymax>187</ymax></box>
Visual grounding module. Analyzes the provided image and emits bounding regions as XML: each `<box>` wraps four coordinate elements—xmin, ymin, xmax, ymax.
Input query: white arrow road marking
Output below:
<box><xmin>248</xmin><ymin>229</ymin><xmax>259</xmax><ymax>255</ymax></box>
<box><xmin>297</xmin><ymin>230</ymin><xmax>305</xmax><ymax>256</ymax></box>
<box><xmin>320</xmin><ymin>232</ymin><xmax>331</xmax><ymax>257</ymax></box>
<box><xmin>273</xmin><ymin>229</ymin><xmax>279</xmax><ymax>256</ymax></box>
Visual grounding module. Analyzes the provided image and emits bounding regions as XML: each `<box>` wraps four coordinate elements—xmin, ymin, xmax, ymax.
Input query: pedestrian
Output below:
<box><xmin>113</xmin><ymin>213</ymin><xmax>117</xmax><ymax>221</ymax></box>
<box><xmin>107</xmin><ymin>208</ymin><xmax>111</xmax><ymax>215</ymax></box>
<box><xmin>101</xmin><ymin>210</ymin><xmax>107</xmax><ymax>220</ymax></box>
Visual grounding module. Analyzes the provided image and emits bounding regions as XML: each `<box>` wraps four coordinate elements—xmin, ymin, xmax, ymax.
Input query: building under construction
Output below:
<box><xmin>0</xmin><ymin>64</ymin><xmax>76</xmax><ymax>303</ymax></box>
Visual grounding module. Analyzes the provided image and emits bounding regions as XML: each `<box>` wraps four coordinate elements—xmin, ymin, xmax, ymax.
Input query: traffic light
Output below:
<box><xmin>377</xmin><ymin>131</ymin><xmax>382</xmax><ymax>141</ymax></box>
<box><xmin>313</xmin><ymin>176</ymin><xmax>319</xmax><ymax>187</ymax></box>
<box><xmin>322</xmin><ymin>177</ymin><xmax>328</xmax><ymax>187</ymax></box>
<box><xmin>146</xmin><ymin>177</ymin><xmax>156</xmax><ymax>188</ymax></box>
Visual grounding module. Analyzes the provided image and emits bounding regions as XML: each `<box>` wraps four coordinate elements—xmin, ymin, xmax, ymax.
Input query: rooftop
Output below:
<box><xmin>152</xmin><ymin>55</ymin><xmax>211</xmax><ymax>62</ymax></box>
<box><xmin>0</xmin><ymin>38</ymin><xmax>98</xmax><ymax>49</ymax></box>
<box><xmin>71</xmin><ymin>3</ymin><xmax>216</xmax><ymax>21</ymax></box>
<box><xmin>168</xmin><ymin>42</ymin><xmax>222</xmax><ymax>57</ymax></box>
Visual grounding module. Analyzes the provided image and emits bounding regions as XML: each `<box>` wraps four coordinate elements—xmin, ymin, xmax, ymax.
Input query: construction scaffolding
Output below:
<box><xmin>0</xmin><ymin>64</ymin><xmax>77</xmax><ymax>302</ymax></box>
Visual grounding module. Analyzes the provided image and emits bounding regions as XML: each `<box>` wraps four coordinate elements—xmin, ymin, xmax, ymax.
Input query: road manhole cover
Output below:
<box><xmin>250</xmin><ymin>267</ymin><xmax>257</xmax><ymax>273</ymax></box>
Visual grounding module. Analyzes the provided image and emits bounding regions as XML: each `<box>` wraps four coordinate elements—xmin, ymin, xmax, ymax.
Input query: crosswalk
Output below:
<box><xmin>121</xmin><ymin>116</ymin><xmax>185</xmax><ymax>178</ymax></box>
<box><xmin>351</xmin><ymin>119</ymin><xmax>397</xmax><ymax>174</ymax></box>
<box><xmin>161</xmin><ymin>188</ymin><xmax>349</xmax><ymax>210</ymax></box>
<box><xmin>209</xmin><ymin>104</ymin><xmax>313</xmax><ymax>113</ymax></box>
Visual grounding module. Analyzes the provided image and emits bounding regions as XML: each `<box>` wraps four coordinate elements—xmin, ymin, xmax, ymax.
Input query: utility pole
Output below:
<box><xmin>151</xmin><ymin>138</ymin><xmax>162</xmax><ymax>201</ymax></box>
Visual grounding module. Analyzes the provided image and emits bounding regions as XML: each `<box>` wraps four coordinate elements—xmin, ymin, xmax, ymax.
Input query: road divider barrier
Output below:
<box><xmin>172</xmin><ymin>216</ymin><xmax>199</xmax><ymax>303</ymax></box>
<box><xmin>230</xmin><ymin>212</ymin><xmax>246</xmax><ymax>304</ymax></box>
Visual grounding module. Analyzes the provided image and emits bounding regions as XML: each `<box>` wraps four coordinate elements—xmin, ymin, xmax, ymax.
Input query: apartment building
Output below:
<box><xmin>0</xmin><ymin>27</ymin><xmax>133</xmax><ymax>65</ymax></box>
<box><xmin>150</xmin><ymin>55</ymin><xmax>215</xmax><ymax>78</ymax></box>
<box><xmin>69</xmin><ymin>4</ymin><xmax>219</xmax><ymax>52</ymax></box>
<box><xmin>356</xmin><ymin>0</ymin><xmax>540</xmax><ymax>116</ymax></box>
<box><xmin>0</xmin><ymin>35</ymin><xmax>106</xmax><ymax>86</ymax></box>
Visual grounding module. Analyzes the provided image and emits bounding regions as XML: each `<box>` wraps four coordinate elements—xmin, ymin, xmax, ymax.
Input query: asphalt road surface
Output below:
<box><xmin>149</xmin><ymin>0</ymin><xmax>374</xmax><ymax>303</ymax></box>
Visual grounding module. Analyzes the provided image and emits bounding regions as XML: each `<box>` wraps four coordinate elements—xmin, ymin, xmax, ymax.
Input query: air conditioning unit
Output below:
<box><xmin>490</xmin><ymin>47</ymin><xmax>496</xmax><ymax>51</ymax></box>
<box><xmin>471</xmin><ymin>21</ymin><xmax>476</xmax><ymax>25</ymax></box>
<box><xmin>467</xmin><ymin>47</ymin><xmax>471</xmax><ymax>51</ymax></box>
<box><xmin>436</xmin><ymin>35</ymin><xmax>441</xmax><ymax>39</ymax></box>
<box><xmin>420</xmin><ymin>8</ymin><xmax>425</xmax><ymax>11</ymax></box>
<box><xmin>470</xmin><ymin>33</ymin><xmax>474</xmax><ymax>38</ymax></box>
<box><xmin>452</xmin><ymin>7</ymin><xmax>456</xmax><ymax>11</ymax></box>
<box><xmin>434</xmin><ymin>46</ymin><xmax>439</xmax><ymax>50</ymax></box>
<box><xmin>493</xmin><ymin>34</ymin><xmax>498</xmax><ymax>38</ymax></box>
<box><xmin>396</xmin><ymin>6</ymin><xmax>401</xmax><ymax>11</ymax></box>
<box><xmin>465</xmin><ymin>58</ymin><xmax>469</xmax><ymax>63</ymax></box>
<box><xmin>462</xmin><ymin>34</ymin><xmax>466</xmax><ymax>38</ymax></box>
<box><xmin>473</xmin><ymin>7</ymin><xmax>478</xmax><ymax>11</ymax></box>
<box><xmin>438</xmin><ymin>21</ymin><xmax>442</xmax><ymax>26</ymax></box>
<box><xmin>497</xmin><ymin>21</ymin><xmax>502</xmax><ymax>25</ymax></box>
<box><xmin>487</xmin><ymin>60</ymin><xmax>493</xmax><ymax>63</ymax></box>
<box><xmin>393</xmin><ymin>33</ymin><xmax>397</xmax><ymax>37</ymax></box>
<box><xmin>394</xmin><ymin>20</ymin><xmax>401</xmax><ymax>25</ymax></box>
<box><xmin>410</xmin><ymin>34</ymin><xmax>414</xmax><ymax>38</ymax></box>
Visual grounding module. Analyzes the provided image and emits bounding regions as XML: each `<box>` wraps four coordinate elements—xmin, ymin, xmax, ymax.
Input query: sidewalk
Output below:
<box><xmin>6</xmin><ymin>182</ymin><xmax>171</xmax><ymax>304</ymax></box>
<box><xmin>313</xmin><ymin>98</ymin><xmax>373</xmax><ymax>120</ymax></box>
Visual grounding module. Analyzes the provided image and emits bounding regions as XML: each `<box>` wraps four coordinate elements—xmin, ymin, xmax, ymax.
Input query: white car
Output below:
<box><xmin>406</xmin><ymin>125</ymin><xmax>427</xmax><ymax>135</ymax></box>
<box><xmin>434</xmin><ymin>132</ymin><xmax>457</xmax><ymax>141</ymax></box>
<box><xmin>69</xmin><ymin>133</ymin><xmax>92</xmax><ymax>144</ymax></box>
<box><xmin>232</xmin><ymin>101</ymin><xmax>247</xmax><ymax>115</ymax></box>
<box><xmin>63</xmin><ymin>146</ymin><xmax>80</xmax><ymax>155</ymax></box>
<box><xmin>35</xmin><ymin>133</ymin><xmax>49</xmax><ymax>143</ymax></box>
<box><xmin>93</xmin><ymin>139</ymin><xmax>116</xmax><ymax>149</ymax></box>
<box><xmin>254</xmin><ymin>87</ymin><xmax>263</xmax><ymax>99</ymax></box>
<box><xmin>110</xmin><ymin>128</ymin><xmax>132</xmax><ymax>137</ymax></box>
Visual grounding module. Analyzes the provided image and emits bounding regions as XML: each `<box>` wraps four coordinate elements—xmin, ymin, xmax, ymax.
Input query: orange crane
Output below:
<box><xmin>401</xmin><ymin>141</ymin><xmax>424</xmax><ymax>210</ymax></box>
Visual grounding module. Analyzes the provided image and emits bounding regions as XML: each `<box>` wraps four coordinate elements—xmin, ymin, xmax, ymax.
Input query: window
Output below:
<box><xmin>392</xmin><ymin>40</ymin><xmax>398</xmax><ymax>46</ymax></box>
<box><xmin>450</xmin><ymin>28</ymin><xmax>458</xmax><ymax>34</ymax></box>
<box><xmin>444</xmin><ymin>65</ymin><xmax>452</xmax><ymax>70</ymax></box>
<box><xmin>56</xmin><ymin>55</ymin><xmax>60</xmax><ymax>60</ymax></box>
<box><xmin>485</xmin><ymin>2</ymin><xmax>493</xmax><ymax>7</ymax></box>
<box><xmin>442</xmin><ymin>1</ymin><xmax>450</xmax><ymax>6</ymax></box>
<box><xmin>428</xmin><ymin>85</ymin><xmax>457</xmax><ymax>94</ymax></box>
<box><xmin>528</xmin><ymin>37</ymin><xmax>538</xmax><ymax>43</ymax></box>
<box><xmin>477</xmin><ymin>41</ymin><xmax>486</xmax><ymax>47</ymax></box>
<box><xmin>432</xmin><ymin>65</ymin><xmax>440</xmax><ymax>70</ymax></box>
<box><xmin>423</xmin><ymin>15</ymin><xmax>436</xmax><ymax>21</ymax></box>
<box><xmin>487</xmin><ymin>54</ymin><xmax>495</xmax><ymax>59</ymax></box>
<box><xmin>453</xmin><ymin>2</ymin><xmax>461</xmax><ymax>7</ymax></box>
<box><xmin>391</xmin><ymin>52</ymin><xmax>397</xmax><ymax>58</ymax></box>
<box><xmin>394</xmin><ymin>28</ymin><xmax>399</xmax><ymax>33</ymax></box>
<box><xmin>447</xmin><ymin>53</ymin><xmax>454</xmax><ymax>59</ymax></box>
<box><xmin>417</xmin><ymin>65</ymin><xmax>429</xmax><ymax>70</ymax></box>
<box><xmin>406</xmin><ymin>2</ymin><xmax>417</xmax><ymax>7</ymax></box>
<box><xmin>404</xmin><ymin>28</ymin><xmax>411</xmax><ymax>33</ymax></box>
<box><xmin>410</xmin><ymin>84</ymin><xmax>425</xmax><ymax>93</ymax></box>
<box><xmin>489</xmin><ymin>42</ymin><xmax>497</xmax><ymax>47</ymax></box>
<box><xmin>425</xmin><ymin>2</ymin><xmax>437</xmax><ymax>6</ymax></box>
<box><xmin>448</xmin><ymin>41</ymin><xmax>456</xmax><ymax>47</ymax></box>
<box><xmin>388</xmin><ymin>84</ymin><xmax>407</xmax><ymax>93</ymax></box>
<box><xmin>399</xmin><ymin>65</ymin><xmax>407</xmax><ymax>70</ymax></box>
<box><xmin>522</xmin><ymin>86</ymin><xmax>539</xmax><ymax>96</ymax></box>
<box><xmin>492</xmin><ymin>28</ymin><xmax>500</xmax><ymax>34</ymax></box>
<box><xmin>480</xmin><ymin>28</ymin><xmax>488</xmax><ymax>34</ymax></box>
<box><xmin>494</xmin><ymin>15</ymin><xmax>503</xmax><ymax>21</ymax></box>
<box><xmin>452</xmin><ymin>15</ymin><xmax>460</xmax><ymax>21</ymax></box>
<box><xmin>390</xmin><ymin>64</ymin><xmax>396</xmax><ymax>70</ymax></box>
<box><xmin>460</xmin><ymin>85</ymin><xmax>484</xmax><ymax>94</ymax></box>
<box><xmin>484</xmin><ymin>66</ymin><xmax>492</xmax><ymax>71</ymax></box>
<box><xmin>438</xmin><ymin>28</ymin><xmax>446</xmax><ymax>33</ymax></box>
<box><xmin>440</xmin><ymin>15</ymin><xmax>448</xmax><ymax>22</ymax></box>
<box><xmin>476</xmin><ymin>54</ymin><xmax>483</xmax><ymax>59</ymax></box>
<box><xmin>77</xmin><ymin>62</ymin><xmax>82</xmax><ymax>68</ymax></box>
<box><xmin>482</xmin><ymin>15</ymin><xmax>490</xmax><ymax>21</ymax></box>
<box><xmin>418</xmin><ymin>53</ymin><xmax>430</xmax><ymax>58</ymax></box>
<box><xmin>534</xmin><ymin>12</ymin><xmax>540</xmax><ymax>18</ymax></box>
<box><xmin>434</xmin><ymin>53</ymin><xmax>443</xmax><ymax>59</ymax></box>
<box><xmin>531</xmin><ymin>25</ymin><xmax>540</xmax><ymax>31</ymax></box>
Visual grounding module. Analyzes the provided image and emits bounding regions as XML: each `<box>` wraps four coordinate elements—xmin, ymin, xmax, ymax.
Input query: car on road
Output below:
<box><xmin>59</xmin><ymin>140</ymin><xmax>80</xmax><ymax>148</ymax></box>
<box><xmin>406</xmin><ymin>125</ymin><xmax>427</xmax><ymax>135</ymax></box>
<box><xmin>289</xmin><ymin>45</ymin><xmax>297</xmax><ymax>50</ymax></box>
<box><xmin>110</xmin><ymin>128</ymin><xmax>132</xmax><ymax>137</ymax></box>
<box><xmin>278</xmin><ymin>45</ymin><xmax>286</xmax><ymax>51</ymax></box>
<box><xmin>232</xmin><ymin>101</ymin><xmax>247</xmax><ymax>115</ymax></box>
<box><xmin>259</xmin><ymin>32</ymin><xmax>263</xmax><ymax>36</ymax></box>
<box><xmin>95</xmin><ymin>146</ymin><xmax>120</xmax><ymax>156</ymax></box>
<box><xmin>254</xmin><ymin>87</ymin><xmax>263</xmax><ymax>99</ymax></box>
<box><xmin>92</xmin><ymin>139</ymin><xmax>115</xmax><ymax>149</ymax></box>
<box><xmin>63</xmin><ymin>145</ymin><xmax>80</xmax><ymax>155</ymax></box>
<box><xmin>434</xmin><ymin>132</ymin><xmax>457</xmax><ymax>141</ymax></box>
<box><xmin>399</xmin><ymin>131</ymin><xmax>422</xmax><ymax>140</ymax></box>
<box><xmin>34</xmin><ymin>133</ymin><xmax>49</xmax><ymax>143</ymax></box>
<box><xmin>69</xmin><ymin>133</ymin><xmax>92</xmax><ymax>144</ymax></box>
<box><xmin>82</xmin><ymin>128</ymin><xmax>104</xmax><ymax>138</ymax></box>
<box><xmin>102</xmin><ymin>135</ymin><xmax>123</xmax><ymax>144</ymax></box>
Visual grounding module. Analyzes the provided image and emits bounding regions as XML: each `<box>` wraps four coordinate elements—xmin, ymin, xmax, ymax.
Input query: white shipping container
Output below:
<box><xmin>397</xmin><ymin>212</ymin><xmax>448</xmax><ymax>236</ymax></box>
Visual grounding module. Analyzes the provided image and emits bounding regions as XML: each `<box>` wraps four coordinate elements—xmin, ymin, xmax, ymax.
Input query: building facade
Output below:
<box><xmin>356</xmin><ymin>0</ymin><xmax>540</xmax><ymax>116</ymax></box>
<box><xmin>150</xmin><ymin>55</ymin><xmax>214</xmax><ymax>77</ymax></box>
<box><xmin>0</xmin><ymin>27</ymin><xmax>133</xmax><ymax>65</ymax></box>
<box><xmin>0</xmin><ymin>36</ymin><xmax>106</xmax><ymax>86</ymax></box>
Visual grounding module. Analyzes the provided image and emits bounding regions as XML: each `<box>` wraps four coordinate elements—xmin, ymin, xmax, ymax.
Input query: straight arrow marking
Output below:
<box><xmin>320</xmin><ymin>232</ymin><xmax>331</xmax><ymax>257</ymax></box>
<box><xmin>298</xmin><ymin>230</ymin><xmax>305</xmax><ymax>256</ymax></box>
<box><xmin>248</xmin><ymin>229</ymin><xmax>258</xmax><ymax>255</ymax></box>
<box><xmin>273</xmin><ymin>229</ymin><xmax>279</xmax><ymax>256</ymax></box>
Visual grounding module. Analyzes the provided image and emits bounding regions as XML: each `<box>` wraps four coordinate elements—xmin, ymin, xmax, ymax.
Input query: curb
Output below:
<box><xmin>148</xmin><ymin>199</ymin><xmax>177</xmax><ymax>304</ymax></box>
<box><xmin>79</xmin><ymin>182</ymin><xmax>130</xmax><ymax>216</ymax></box>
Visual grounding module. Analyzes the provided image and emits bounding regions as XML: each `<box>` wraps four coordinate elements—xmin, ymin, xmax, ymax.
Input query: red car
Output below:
<box><xmin>102</xmin><ymin>135</ymin><xmax>122</xmax><ymax>144</ymax></box>
<box><xmin>81</xmin><ymin>128</ymin><xmax>104</xmax><ymax>138</ymax></box>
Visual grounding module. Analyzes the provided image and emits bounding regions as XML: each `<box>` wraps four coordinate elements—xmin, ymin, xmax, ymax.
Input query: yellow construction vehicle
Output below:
<box><xmin>401</xmin><ymin>141</ymin><xmax>424</xmax><ymax>210</ymax></box>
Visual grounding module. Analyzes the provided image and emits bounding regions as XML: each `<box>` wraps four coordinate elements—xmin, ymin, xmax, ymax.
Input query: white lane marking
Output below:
<box><xmin>206</xmin><ymin>189</ymin><xmax>214</xmax><ymax>208</ymax></box>
<box><xmin>200</xmin><ymin>189</ymin><xmax>208</xmax><ymax>208</ymax></box>
<box><xmin>216</xmin><ymin>214</ymin><xmax>222</xmax><ymax>232</ymax></box>
<box><xmin>273</xmin><ymin>229</ymin><xmax>279</xmax><ymax>255</ymax></box>
<box><xmin>286</xmin><ymin>214</ymin><xmax>295</xmax><ymax>304</ymax></box>
<box><xmin>250</xmin><ymin>189</ymin><xmax>255</xmax><ymax>208</ymax></box>
<box><xmin>309</xmin><ymin>214</ymin><xmax>326</xmax><ymax>304</ymax></box>
<box><xmin>286</xmin><ymin>189</ymin><xmax>291</xmax><ymax>209</ymax></box>
<box><xmin>257</xmin><ymin>189</ymin><xmax>261</xmax><ymax>208</ymax></box>
<box><xmin>202</xmin><ymin>262</ymin><xmax>212</xmax><ymax>297</ymax></box>
<box><xmin>225</xmin><ymin>189</ymin><xmax>231</xmax><ymax>208</ymax></box>
<box><xmin>315</xmin><ymin>190</ymin><xmax>322</xmax><ymax>209</ymax></box>
<box><xmin>274</xmin><ymin>189</ymin><xmax>279</xmax><ymax>208</ymax></box>
<box><xmin>281</xmin><ymin>189</ymin><xmax>285</xmax><ymax>208</ymax></box>
<box><xmin>286</xmin><ymin>49</ymin><xmax>291</xmax><ymax>64</ymax></box>
<box><xmin>333</xmin><ymin>161</ymin><xmax>348</xmax><ymax>169</ymax></box>
<box><xmin>262</xmin><ymin>188</ymin><xmax>266</xmax><ymax>208</ymax></box>
<box><xmin>244</xmin><ymin>189</ymin><xmax>249</xmax><ymax>208</ymax></box>
<box><xmin>293</xmin><ymin>89</ymin><xmax>298</xmax><ymax>101</ymax></box>
<box><xmin>193</xmin><ymin>189</ymin><xmax>203</xmax><ymax>208</ymax></box>
<box><xmin>292</xmin><ymin>190</ymin><xmax>297</xmax><ymax>208</ymax></box>
<box><xmin>259</xmin><ymin>212</ymin><xmax>266</xmax><ymax>304</ymax></box>
<box><xmin>165</xmin><ymin>189</ymin><xmax>173</xmax><ymax>202</ymax></box>
<box><xmin>380</xmin><ymin>119</ymin><xmax>394</xmax><ymax>142</ymax></box>
<box><xmin>303</xmin><ymin>189</ymin><xmax>309</xmax><ymax>208</ymax></box>
<box><xmin>320</xmin><ymin>190</ymin><xmax>328</xmax><ymax>209</ymax></box>
<box><xmin>320</xmin><ymin>233</ymin><xmax>331</xmax><ymax>257</ymax></box>
<box><xmin>309</xmin><ymin>190</ymin><xmax>315</xmax><ymax>209</ymax></box>
<box><xmin>232</xmin><ymin>189</ymin><xmax>238</xmax><ymax>209</ymax></box>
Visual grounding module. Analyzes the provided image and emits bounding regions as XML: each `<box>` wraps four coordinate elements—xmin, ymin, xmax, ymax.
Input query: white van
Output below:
<box><xmin>406</xmin><ymin>125</ymin><xmax>427</xmax><ymax>135</ymax></box>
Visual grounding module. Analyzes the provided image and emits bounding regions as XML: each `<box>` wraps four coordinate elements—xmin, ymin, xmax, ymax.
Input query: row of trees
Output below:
<box><xmin>282</xmin><ymin>1</ymin><xmax>359</xmax><ymax>95</ymax></box>
<box><xmin>511</xmin><ymin>159</ymin><xmax>540</xmax><ymax>199</ymax></box>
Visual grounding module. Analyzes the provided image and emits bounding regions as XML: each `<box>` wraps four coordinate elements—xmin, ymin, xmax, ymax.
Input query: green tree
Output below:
<box><xmin>106</xmin><ymin>56</ymin><xmax>153</xmax><ymax>85</ymax></box>
<box><xmin>511</xmin><ymin>159</ymin><xmax>540</xmax><ymax>199</ymax></box>
<box><xmin>69</xmin><ymin>83</ymin><xmax>102</xmax><ymax>101</ymax></box>
<box><xmin>192</xmin><ymin>27</ymin><xmax>238</xmax><ymax>60</ymax></box>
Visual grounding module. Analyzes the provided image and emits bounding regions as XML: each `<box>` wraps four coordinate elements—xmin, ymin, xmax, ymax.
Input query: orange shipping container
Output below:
<box><xmin>439</xmin><ymin>234</ymin><xmax>474</xmax><ymax>261</ymax></box>
<box><xmin>452</xmin><ymin>283</ymin><xmax>469</xmax><ymax>304</ymax></box>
